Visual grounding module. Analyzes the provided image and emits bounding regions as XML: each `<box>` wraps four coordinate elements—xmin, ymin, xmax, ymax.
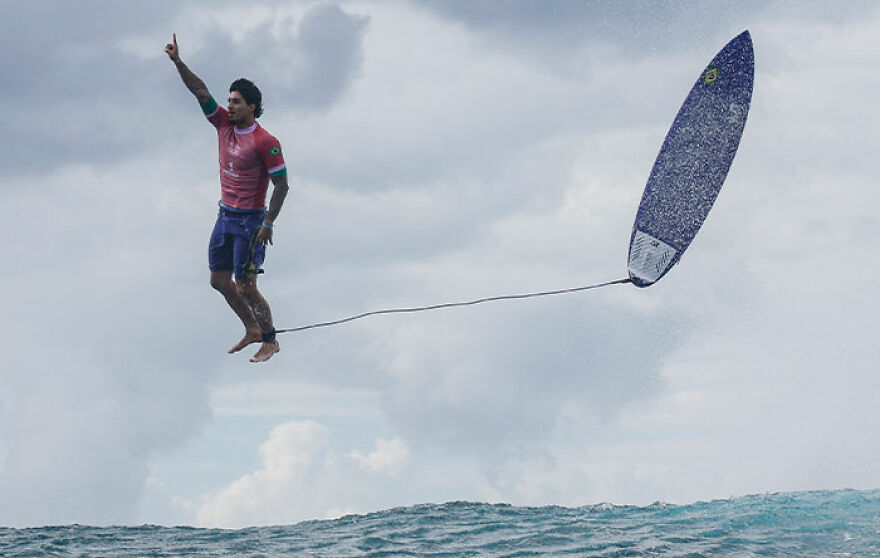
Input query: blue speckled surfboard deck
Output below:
<box><xmin>628</xmin><ymin>31</ymin><xmax>754</xmax><ymax>287</ymax></box>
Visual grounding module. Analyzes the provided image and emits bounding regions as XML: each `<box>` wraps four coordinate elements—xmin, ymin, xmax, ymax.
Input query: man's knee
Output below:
<box><xmin>236</xmin><ymin>279</ymin><xmax>259</xmax><ymax>301</ymax></box>
<box><xmin>210</xmin><ymin>272</ymin><xmax>235</xmax><ymax>294</ymax></box>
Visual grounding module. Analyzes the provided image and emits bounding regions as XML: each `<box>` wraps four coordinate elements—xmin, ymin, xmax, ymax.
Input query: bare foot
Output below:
<box><xmin>250</xmin><ymin>341</ymin><xmax>280</xmax><ymax>363</ymax></box>
<box><xmin>229</xmin><ymin>331</ymin><xmax>262</xmax><ymax>354</ymax></box>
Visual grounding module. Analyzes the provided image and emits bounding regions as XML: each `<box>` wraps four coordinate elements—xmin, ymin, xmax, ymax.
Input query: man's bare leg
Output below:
<box><xmin>238</xmin><ymin>277</ymin><xmax>281</xmax><ymax>363</ymax></box>
<box><xmin>210</xmin><ymin>271</ymin><xmax>262</xmax><ymax>353</ymax></box>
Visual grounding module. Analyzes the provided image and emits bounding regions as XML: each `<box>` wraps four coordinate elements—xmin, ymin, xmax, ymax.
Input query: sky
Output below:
<box><xmin>0</xmin><ymin>0</ymin><xmax>878</xmax><ymax>528</ymax></box>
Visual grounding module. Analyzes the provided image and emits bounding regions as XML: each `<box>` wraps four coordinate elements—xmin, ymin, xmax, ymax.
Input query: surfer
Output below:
<box><xmin>165</xmin><ymin>33</ymin><xmax>289</xmax><ymax>363</ymax></box>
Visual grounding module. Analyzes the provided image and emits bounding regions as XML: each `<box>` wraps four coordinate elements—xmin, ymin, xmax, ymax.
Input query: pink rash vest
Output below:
<box><xmin>201</xmin><ymin>97</ymin><xmax>287</xmax><ymax>210</ymax></box>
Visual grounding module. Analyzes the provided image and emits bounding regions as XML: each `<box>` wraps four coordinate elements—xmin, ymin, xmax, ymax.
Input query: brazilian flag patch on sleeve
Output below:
<box><xmin>269</xmin><ymin>145</ymin><xmax>281</xmax><ymax>157</ymax></box>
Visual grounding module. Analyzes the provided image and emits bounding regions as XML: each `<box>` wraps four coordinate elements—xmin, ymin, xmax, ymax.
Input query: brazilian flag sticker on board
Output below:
<box><xmin>703</xmin><ymin>65</ymin><xmax>720</xmax><ymax>86</ymax></box>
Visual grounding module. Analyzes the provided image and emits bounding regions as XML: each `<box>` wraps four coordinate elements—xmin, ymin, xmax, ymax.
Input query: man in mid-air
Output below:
<box><xmin>165</xmin><ymin>34</ymin><xmax>289</xmax><ymax>363</ymax></box>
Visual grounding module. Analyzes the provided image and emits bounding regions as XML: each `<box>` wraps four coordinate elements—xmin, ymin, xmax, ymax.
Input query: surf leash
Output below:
<box><xmin>274</xmin><ymin>277</ymin><xmax>632</xmax><ymax>334</ymax></box>
<box><xmin>242</xmin><ymin>231</ymin><xmax>265</xmax><ymax>281</ymax></box>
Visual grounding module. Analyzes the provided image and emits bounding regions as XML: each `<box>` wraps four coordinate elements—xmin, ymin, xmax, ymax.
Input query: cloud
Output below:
<box><xmin>193</xmin><ymin>422</ymin><xmax>411</xmax><ymax>527</ymax></box>
<box><xmin>286</xmin><ymin>3</ymin><xmax>371</xmax><ymax>109</ymax></box>
<box><xmin>0</xmin><ymin>362</ymin><xmax>212</xmax><ymax>526</ymax></box>
<box><xmin>209</xmin><ymin>379</ymin><xmax>383</xmax><ymax>418</ymax></box>
<box><xmin>187</xmin><ymin>3</ymin><xmax>369</xmax><ymax>112</ymax></box>
<box><xmin>2</xmin><ymin>0</ymin><xmax>879</xmax><ymax>529</ymax></box>
<box><xmin>0</xmin><ymin>148</ymin><xmax>221</xmax><ymax>526</ymax></box>
<box><xmin>389</xmin><ymin>4</ymin><xmax>869</xmax><ymax>514</ymax></box>
<box><xmin>280</xmin><ymin>3</ymin><xmax>589</xmax><ymax>194</ymax></box>
<box><xmin>417</xmin><ymin>0</ymin><xmax>875</xmax><ymax>56</ymax></box>
<box><xmin>195</xmin><ymin>421</ymin><xmax>331</xmax><ymax>527</ymax></box>
<box><xmin>372</xmin><ymin>282</ymin><xmax>684</xmax><ymax>459</ymax></box>
<box><xmin>0</xmin><ymin>2</ymin><xmax>368</xmax><ymax>177</ymax></box>
<box><xmin>0</xmin><ymin>0</ymin><xmax>371</xmax><ymax>524</ymax></box>
<box><xmin>349</xmin><ymin>437</ymin><xmax>409</xmax><ymax>476</ymax></box>
<box><xmin>0</xmin><ymin>1</ymin><xmax>184</xmax><ymax>174</ymax></box>
<box><xmin>261</xmin><ymin>1</ymin><xmax>880</xmax><ymax>511</ymax></box>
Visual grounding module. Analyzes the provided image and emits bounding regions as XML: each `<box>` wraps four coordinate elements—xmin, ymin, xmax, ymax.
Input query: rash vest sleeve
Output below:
<box><xmin>259</xmin><ymin>133</ymin><xmax>287</xmax><ymax>177</ymax></box>
<box><xmin>200</xmin><ymin>97</ymin><xmax>229</xmax><ymax>129</ymax></box>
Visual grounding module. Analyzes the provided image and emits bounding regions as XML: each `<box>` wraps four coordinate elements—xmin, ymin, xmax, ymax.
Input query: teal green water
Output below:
<box><xmin>2</xmin><ymin>489</ymin><xmax>878</xmax><ymax>557</ymax></box>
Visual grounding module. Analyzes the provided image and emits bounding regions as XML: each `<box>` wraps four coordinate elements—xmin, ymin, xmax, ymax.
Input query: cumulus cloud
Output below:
<box><xmin>0</xmin><ymin>1</ymin><xmax>368</xmax><ymax>176</ymax></box>
<box><xmin>186</xmin><ymin>3</ymin><xmax>369</xmax><ymax>112</ymax></box>
<box><xmin>195</xmin><ymin>421</ymin><xmax>330</xmax><ymax>527</ymax></box>
<box><xmin>0</xmin><ymin>1</ymin><xmax>370</xmax><ymax>523</ymax></box>
<box><xmin>0</xmin><ymin>1</ymin><xmax>183</xmax><ymax>174</ymax></box>
<box><xmin>0</xmin><ymin>149</ymin><xmax>218</xmax><ymax>526</ymax></box>
<box><xmin>2</xmin><ymin>0</ymin><xmax>879</xmax><ymax>529</ymax></box>
<box><xmin>193</xmin><ymin>422</ymin><xmax>413</xmax><ymax>527</ymax></box>
<box><xmin>349</xmin><ymin>437</ymin><xmax>410</xmax><ymax>476</ymax></box>
<box><xmin>200</xmin><ymin>0</ymin><xmax>876</xmax><ymax>517</ymax></box>
<box><xmin>418</xmin><ymin>0</ymin><xmax>874</xmax><ymax>56</ymax></box>
<box><xmin>373</xmin><ymin>295</ymin><xmax>680</xmax><ymax>457</ymax></box>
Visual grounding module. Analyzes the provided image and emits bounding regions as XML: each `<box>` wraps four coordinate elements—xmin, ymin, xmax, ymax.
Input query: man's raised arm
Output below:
<box><xmin>164</xmin><ymin>33</ymin><xmax>212</xmax><ymax>104</ymax></box>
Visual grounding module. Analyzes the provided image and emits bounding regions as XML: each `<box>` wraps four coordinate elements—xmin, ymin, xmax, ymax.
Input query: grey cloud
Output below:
<box><xmin>0</xmin><ymin>335</ymin><xmax>215</xmax><ymax>526</ymax></box>
<box><xmin>3</xmin><ymin>0</ymin><xmax>877</xmax><ymax>527</ymax></box>
<box><xmin>0</xmin><ymin>2</ymin><xmax>367</xmax><ymax>177</ymax></box>
<box><xmin>415</xmin><ymin>0</ymin><xmax>874</xmax><ymax>57</ymax></box>
<box><xmin>416</xmin><ymin>0</ymin><xmax>754</xmax><ymax>53</ymax></box>
<box><xmin>0</xmin><ymin>158</ymin><xmax>225</xmax><ymax>526</ymax></box>
<box><xmin>0</xmin><ymin>1</ymin><xmax>183</xmax><ymax>174</ymax></box>
<box><xmin>380</xmin><ymin>295</ymin><xmax>685</xmax><ymax>457</ymax></box>
<box><xmin>0</xmin><ymin>1</ymin><xmax>180</xmax><ymax>42</ymax></box>
<box><xmin>291</xmin><ymin>3</ymin><xmax>370</xmax><ymax>109</ymax></box>
<box><xmin>0</xmin><ymin>0</ymin><xmax>369</xmax><ymax>522</ymax></box>
<box><xmin>191</xmin><ymin>3</ymin><xmax>369</xmax><ymax>113</ymax></box>
<box><xmin>0</xmin><ymin>0</ymin><xmax>184</xmax><ymax>100</ymax></box>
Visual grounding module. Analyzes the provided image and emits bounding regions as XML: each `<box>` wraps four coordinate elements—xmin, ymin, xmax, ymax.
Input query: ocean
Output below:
<box><xmin>1</xmin><ymin>489</ymin><xmax>878</xmax><ymax>557</ymax></box>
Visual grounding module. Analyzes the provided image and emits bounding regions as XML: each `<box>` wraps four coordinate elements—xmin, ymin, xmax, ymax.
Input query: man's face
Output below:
<box><xmin>227</xmin><ymin>91</ymin><xmax>255</xmax><ymax>125</ymax></box>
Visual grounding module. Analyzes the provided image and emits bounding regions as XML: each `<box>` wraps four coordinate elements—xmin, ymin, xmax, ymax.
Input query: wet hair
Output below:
<box><xmin>229</xmin><ymin>78</ymin><xmax>263</xmax><ymax>118</ymax></box>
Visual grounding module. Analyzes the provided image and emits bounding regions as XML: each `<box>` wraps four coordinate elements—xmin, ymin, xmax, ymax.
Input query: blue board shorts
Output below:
<box><xmin>209</xmin><ymin>205</ymin><xmax>267</xmax><ymax>280</ymax></box>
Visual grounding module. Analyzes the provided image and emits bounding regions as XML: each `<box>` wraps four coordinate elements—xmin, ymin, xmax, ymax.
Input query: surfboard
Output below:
<box><xmin>627</xmin><ymin>30</ymin><xmax>754</xmax><ymax>288</ymax></box>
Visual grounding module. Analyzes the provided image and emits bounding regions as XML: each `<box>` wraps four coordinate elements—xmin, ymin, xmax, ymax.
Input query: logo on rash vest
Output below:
<box><xmin>269</xmin><ymin>145</ymin><xmax>281</xmax><ymax>157</ymax></box>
